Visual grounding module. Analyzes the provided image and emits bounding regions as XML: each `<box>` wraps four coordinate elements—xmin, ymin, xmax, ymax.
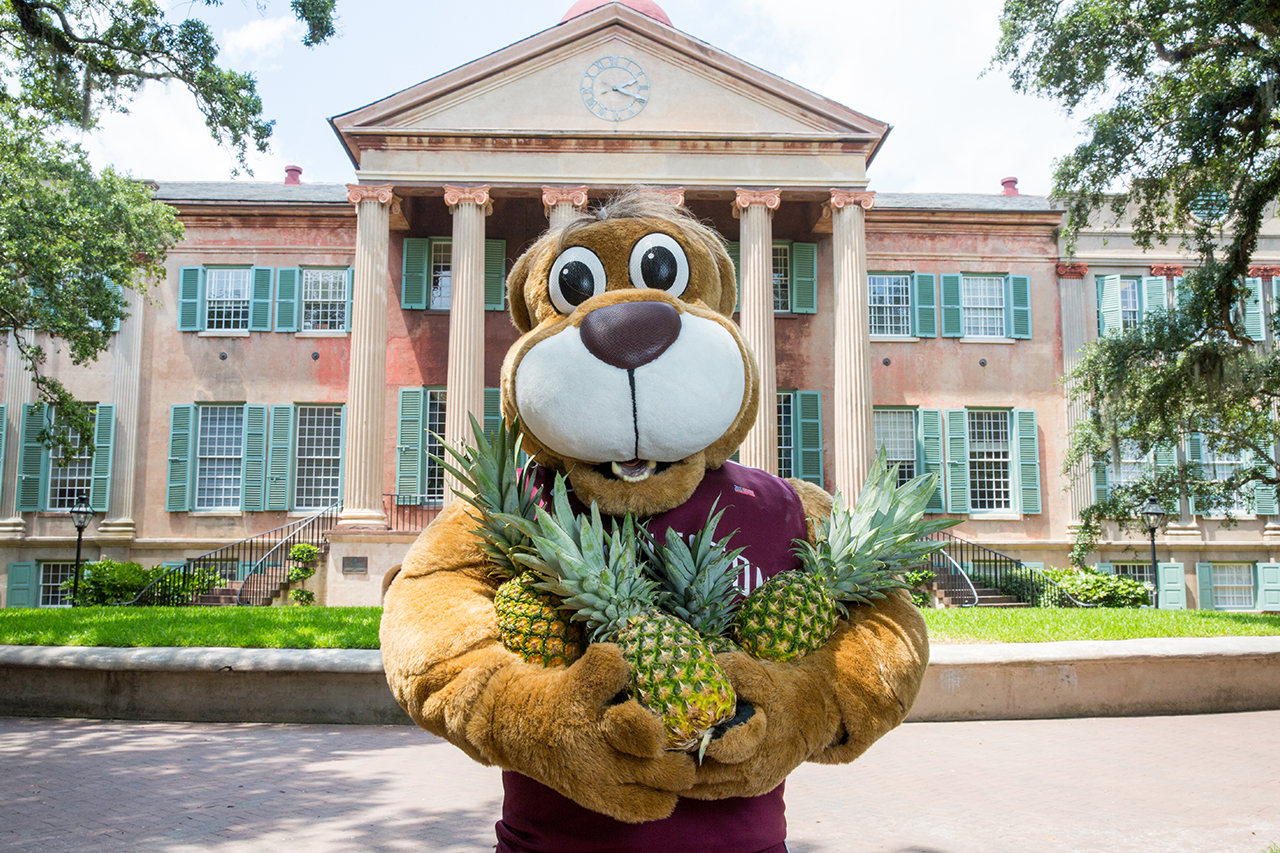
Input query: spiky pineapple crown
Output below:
<box><xmin>642</xmin><ymin>501</ymin><xmax>744</xmax><ymax>639</ymax></box>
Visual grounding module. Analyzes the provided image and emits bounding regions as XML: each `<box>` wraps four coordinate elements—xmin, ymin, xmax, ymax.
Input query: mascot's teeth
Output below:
<box><xmin>611</xmin><ymin>459</ymin><xmax>657</xmax><ymax>483</ymax></box>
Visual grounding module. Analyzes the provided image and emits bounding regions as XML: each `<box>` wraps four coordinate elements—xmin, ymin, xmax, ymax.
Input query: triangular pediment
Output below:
<box><xmin>332</xmin><ymin>4</ymin><xmax>887</xmax><ymax>157</ymax></box>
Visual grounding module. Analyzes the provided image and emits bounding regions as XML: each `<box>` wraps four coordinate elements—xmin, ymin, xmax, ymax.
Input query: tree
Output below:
<box><xmin>993</xmin><ymin>0</ymin><xmax>1280</xmax><ymax>564</ymax></box>
<box><xmin>0</xmin><ymin>0</ymin><xmax>337</xmax><ymax>455</ymax></box>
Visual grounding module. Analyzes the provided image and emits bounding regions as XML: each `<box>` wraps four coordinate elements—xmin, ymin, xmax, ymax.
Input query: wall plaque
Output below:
<box><xmin>342</xmin><ymin>556</ymin><xmax>368</xmax><ymax>574</ymax></box>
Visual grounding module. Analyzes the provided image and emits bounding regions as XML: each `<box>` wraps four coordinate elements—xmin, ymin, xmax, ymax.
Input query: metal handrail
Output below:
<box><xmin>382</xmin><ymin>493</ymin><xmax>442</xmax><ymax>533</ymax></box>
<box><xmin>235</xmin><ymin>503</ymin><xmax>341</xmax><ymax>605</ymax></box>
<box><xmin>925</xmin><ymin>530</ymin><xmax>1091</xmax><ymax>608</ymax></box>
<box><xmin>929</xmin><ymin>547</ymin><xmax>979</xmax><ymax>607</ymax></box>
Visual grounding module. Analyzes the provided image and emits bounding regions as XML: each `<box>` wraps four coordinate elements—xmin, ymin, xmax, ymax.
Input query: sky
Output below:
<box><xmin>77</xmin><ymin>0</ymin><xmax>1087</xmax><ymax>196</ymax></box>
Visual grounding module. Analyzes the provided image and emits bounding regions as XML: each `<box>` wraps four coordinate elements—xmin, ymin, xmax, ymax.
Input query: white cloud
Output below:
<box><xmin>220</xmin><ymin>16</ymin><xmax>306</xmax><ymax>70</ymax></box>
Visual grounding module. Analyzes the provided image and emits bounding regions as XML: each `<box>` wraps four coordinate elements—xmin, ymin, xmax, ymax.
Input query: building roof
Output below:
<box><xmin>873</xmin><ymin>192</ymin><xmax>1059</xmax><ymax>212</ymax></box>
<box><xmin>561</xmin><ymin>0</ymin><xmax>671</xmax><ymax>25</ymax></box>
<box><xmin>152</xmin><ymin>181</ymin><xmax>352</xmax><ymax>204</ymax></box>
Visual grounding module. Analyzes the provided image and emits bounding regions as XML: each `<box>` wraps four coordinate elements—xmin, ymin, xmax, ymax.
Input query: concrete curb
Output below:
<box><xmin>3</xmin><ymin>637</ymin><xmax>1279</xmax><ymax>725</ymax></box>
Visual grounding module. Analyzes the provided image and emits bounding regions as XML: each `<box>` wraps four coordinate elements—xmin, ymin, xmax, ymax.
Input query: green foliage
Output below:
<box><xmin>924</xmin><ymin>606</ymin><xmax>1280</xmax><ymax>643</ymax></box>
<box><xmin>65</xmin><ymin>559</ymin><xmax>219</xmax><ymax>606</ymax></box>
<box><xmin>289</xmin><ymin>589</ymin><xmax>316</xmax><ymax>606</ymax></box>
<box><xmin>288</xmin><ymin>543</ymin><xmax>321</xmax><ymax>564</ymax></box>
<box><xmin>287</xmin><ymin>564</ymin><xmax>316</xmax><ymax>584</ymax></box>
<box><xmin>901</xmin><ymin>568</ymin><xmax>937</xmax><ymax>608</ymax></box>
<box><xmin>1041</xmin><ymin>565</ymin><xmax>1151</xmax><ymax>607</ymax></box>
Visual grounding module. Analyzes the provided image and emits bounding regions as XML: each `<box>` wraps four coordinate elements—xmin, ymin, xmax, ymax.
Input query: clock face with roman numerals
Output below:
<box><xmin>581</xmin><ymin>56</ymin><xmax>649</xmax><ymax>122</ymax></box>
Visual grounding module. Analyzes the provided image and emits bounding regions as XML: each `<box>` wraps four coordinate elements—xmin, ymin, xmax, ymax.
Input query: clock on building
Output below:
<box><xmin>581</xmin><ymin>56</ymin><xmax>649</xmax><ymax>121</ymax></box>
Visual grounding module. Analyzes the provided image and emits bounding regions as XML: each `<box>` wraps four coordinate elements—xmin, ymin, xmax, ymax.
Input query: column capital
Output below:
<box><xmin>346</xmin><ymin>183</ymin><xmax>397</xmax><ymax>206</ymax></box>
<box><xmin>541</xmin><ymin>185</ymin><xmax>590</xmax><ymax>212</ymax></box>
<box><xmin>643</xmin><ymin>187</ymin><xmax>685</xmax><ymax>207</ymax></box>
<box><xmin>1151</xmin><ymin>263</ymin><xmax>1184</xmax><ymax>278</ymax></box>
<box><xmin>827</xmin><ymin>189</ymin><xmax>875</xmax><ymax>211</ymax></box>
<box><xmin>445</xmin><ymin>184</ymin><xmax>493</xmax><ymax>215</ymax></box>
<box><xmin>1248</xmin><ymin>264</ymin><xmax>1280</xmax><ymax>279</ymax></box>
<box><xmin>732</xmin><ymin>188</ymin><xmax>781</xmax><ymax>218</ymax></box>
<box><xmin>1056</xmin><ymin>262</ymin><xmax>1089</xmax><ymax>279</ymax></box>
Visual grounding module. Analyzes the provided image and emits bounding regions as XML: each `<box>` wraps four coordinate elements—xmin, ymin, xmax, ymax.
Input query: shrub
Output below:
<box><xmin>1041</xmin><ymin>565</ymin><xmax>1151</xmax><ymax>607</ymax></box>
<box><xmin>289</xmin><ymin>543</ymin><xmax>320</xmax><ymax>564</ymax></box>
<box><xmin>66</xmin><ymin>560</ymin><xmax>220</xmax><ymax>606</ymax></box>
<box><xmin>901</xmin><ymin>568</ymin><xmax>936</xmax><ymax>608</ymax></box>
<box><xmin>289</xmin><ymin>589</ymin><xmax>316</xmax><ymax>606</ymax></box>
<box><xmin>287</xmin><ymin>564</ymin><xmax>315</xmax><ymax>583</ymax></box>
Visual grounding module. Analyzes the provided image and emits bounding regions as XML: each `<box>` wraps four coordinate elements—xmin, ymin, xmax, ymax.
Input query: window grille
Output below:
<box><xmin>1202</xmin><ymin>441</ymin><xmax>1248</xmax><ymax>514</ymax></box>
<box><xmin>776</xmin><ymin>391</ymin><xmax>794</xmax><ymax>479</ymax></box>
<box><xmin>47</xmin><ymin>414</ymin><xmax>94</xmax><ymax>510</ymax></box>
<box><xmin>301</xmin><ymin>269</ymin><xmax>347</xmax><ymax>331</ymax></box>
<box><xmin>430</xmin><ymin>242</ymin><xmax>452</xmax><ymax>310</ymax></box>
<box><xmin>205</xmin><ymin>269</ymin><xmax>251</xmax><ymax>330</ymax></box>
<box><xmin>1111</xmin><ymin>439</ymin><xmax>1148</xmax><ymax>490</ymax></box>
<box><xmin>425</xmin><ymin>390</ymin><xmax>447</xmax><ymax>503</ymax></box>
<box><xmin>772</xmin><ymin>245</ymin><xmax>790</xmax><ymax>312</ymax></box>
<box><xmin>195</xmin><ymin>406</ymin><xmax>244</xmax><ymax>510</ymax></box>
<box><xmin>874</xmin><ymin>410</ymin><xmax>917</xmax><ymax>487</ymax></box>
<box><xmin>869</xmin><ymin>275</ymin><xmax>913</xmax><ymax>336</ymax></box>
<box><xmin>968</xmin><ymin>410</ymin><xmax>1011</xmax><ymax>510</ymax></box>
<box><xmin>1113</xmin><ymin>562</ymin><xmax>1154</xmax><ymax>587</ymax></box>
<box><xmin>1120</xmin><ymin>280</ymin><xmax>1140</xmax><ymax>331</ymax></box>
<box><xmin>40</xmin><ymin>561</ymin><xmax>77</xmax><ymax>607</ymax></box>
<box><xmin>962</xmin><ymin>275</ymin><xmax>1006</xmax><ymax>338</ymax></box>
<box><xmin>294</xmin><ymin>406</ymin><xmax>342</xmax><ymax>510</ymax></box>
<box><xmin>1212</xmin><ymin>563</ymin><xmax>1254</xmax><ymax>609</ymax></box>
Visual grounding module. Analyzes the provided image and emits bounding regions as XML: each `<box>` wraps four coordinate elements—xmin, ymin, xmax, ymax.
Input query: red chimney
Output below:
<box><xmin>1001</xmin><ymin>176</ymin><xmax>1019</xmax><ymax>196</ymax></box>
<box><xmin>285</xmin><ymin>165</ymin><xmax>302</xmax><ymax>185</ymax></box>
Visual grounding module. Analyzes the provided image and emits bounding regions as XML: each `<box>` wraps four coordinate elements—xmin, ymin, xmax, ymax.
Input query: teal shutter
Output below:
<box><xmin>17</xmin><ymin>402</ymin><xmax>48</xmax><ymax>512</ymax></box>
<box><xmin>1257</xmin><ymin>562</ymin><xmax>1280</xmax><ymax>611</ymax></box>
<box><xmin>106</xmin><ymin>279</ymin><xmax>124</xmax><ymax>333</ymax></box>
<box><xmin>918</xmin><ymin>409</ymin><xmax>944</xmax><ymax>513</ymax></box>
<box><xmin>945</xmin><ymin>409</ymin><xmax>969</xmax><ymax>513</ymax></box>
<box><xmin>1174</xmin><ymin>276</ymin><xmax>1189</xmax><ymax>309</ymax></box>
<box><xmin>1014</xmin><ymin>409</ymin><xmax>1041</xmax><ymax>514</ymax></box>
<box><xmin>6</xmin><ymin>562</ymin><xmax>36</xmax><ymax>608</ymax></box>
<box><xmin>1094</xmin><ymin>460</ymin><xmax>1110</xmax><ymax>504</ymax></box>
<box><xmin>1243</xmin><ymin>277</ymin><xmax>1265</xmax><ymax>341</ymax></box>
<box><xmin>165</xmin><ymin>404</ymin><xmax>196</xmax><ymax>512</ymax></box>
<box><xmin>266</xmin><ymin>405</ymin><xmax>295</xmax><ymax>511</ymax></box>
<box><xmin>483</xmin><ymin>387</ymin><xmax>502</xmax><ymax>442</ymax></box>
<box><xmin>1007</xmin><ymin>275</ymin><xmax>1031</xmax><ymax>338</ymax></box>
<box><xmin>790</xmin><ymin>242</ymin><xmax>817</xmax><ymax>314</ymax></box>
<box><xmin>1254</xmin><ymin>455</ymin><xmax>1278</xmax><ymax>515</ymax></box>
<box><xmin>88</xmin><ymin>404</ymin><xmax>114</xmax><ymax>513</ymax></box>
<box><xmin>795</xmin><ymin>391</ymin><xmax>823</xmax><ymax>486</ymax></box>
<box><xmin>397</xmin><ymin>388</ymin><xmax>425</xmax><ymax>497</ymax></box>
<box><xmin>1094</xmin><ymin>562</ymin><xmax>1115</xmax><ymax>575</ymax></box>
<box><xmin>913</xmin><ymin>273</ymin><xmax>936</xmax><ymax>337</ymax></box>
<box><xmin>484</xmin><ymin>239</ymin><xmax>507</xmax><ymax>311</ymax></box>
<box><xmin>726</xmin><ymin>242</ymin><xmax>741</xmax><ymax>314</ymax></box>
<box><xmin>1158</xmin><ymin>562</ymin><xmax>1186</xmax><ymax>610</ymax></box>
<box><xmin>1186</xmin><ymin>433</ymin><xmax>1205</xmax><ymax>515</ymax></box>
<box><xmin>178</xmin><ymin>267</ymin><xmax>203</xmax><ymax>331</ymax></box>
<box><xmin>1195</xmin><ymin>562</ymin><xmax>1215</xmax><ymax>610</ymax></box>
<box><xmin>1142</xmin><ymin>276</ymin><xmax>1168</xmax><ymax>320</ymax></box>
<box><xmin>1098</xmin><ymin>275</ymin><xmax>1122</xmax><ymax>337</ymax></box>
<box><xmin>241</xmin><ymin>404</ymin><xmax>267</xmax><ymax>512</ymax></box>
<box><xmin>940</xmin><ymin>274</ymin><xmax>963</xmax><ymax>337</ymax></box>
<box><xmin>250</xmin><ymin>267</ymin><xmax>274</xmax><ymax>331</ymax></box>
<box><xmin>345</xmin><ymin>268</ymin><xmax>355</xmax><ymax>332</ymax></box>
<box><xmin>274</xmin><ymin>268</ymin><xmax>299</xmax><ymax>332</ymax></box>
<box><xmin>401</xmin><ymin>238</ymin><xmax>429</xmax><ymax>310</ymax></box>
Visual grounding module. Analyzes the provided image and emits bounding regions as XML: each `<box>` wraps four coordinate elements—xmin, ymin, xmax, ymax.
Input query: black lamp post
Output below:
<box><xmin>68</xmin><ymin>492</ymin><xmax>95</xmax><ymax>607</ymax></box>
<box><xmin>1139</xmin><ymin>495</ymin><xmax>1166</xmax><ymax>608</ymax></box>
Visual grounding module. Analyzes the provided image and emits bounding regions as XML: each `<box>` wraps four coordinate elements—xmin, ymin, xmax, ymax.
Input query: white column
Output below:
<box><xmin>542</xmin><ymin>186</ymin><xmax>589</xmax><ymax>231</ymax></box>
<box><xmin>734</xmin><ymin>189</ymin><xmax>781</xmax><ymax>475</ymax></box>
<box><xmin>443</xmin><ymin>185</ymin><xmax>492</xmax><ymax>507</ymax></box>
<box><xmin>0</xmin><ymin>330</ymin><xmax>34</xmax><ymax>538</ymax></box>
<box><xmin>829</xmin><ymin>190</ymin><xmax>875</xmax><ymax>496</ymax></box>
<box><xmin>1057</xmin><ymin>264</ymin><xmax>1091</xmax><ymax>523</ymax></box>
<box><xmin>98</xmin><ymin>286</ymin><xmax>146</xmax><ymax>541</ymax></box>
<box><xmin>338</xmin><ymin>184</ymin><xmax>396</xmax><ymax>528</ymax></box>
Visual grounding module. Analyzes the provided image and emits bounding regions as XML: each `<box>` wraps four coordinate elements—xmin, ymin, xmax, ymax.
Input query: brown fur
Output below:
<box><xmin>380</xmin><ymin>189</ymin><xmax>929</xmax><ymax>824</ymax></box>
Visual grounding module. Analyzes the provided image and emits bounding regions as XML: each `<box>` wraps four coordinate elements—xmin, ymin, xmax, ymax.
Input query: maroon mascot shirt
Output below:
<box><xmin>496</xmin><ymin>461</ymin><xmax>808</xmax><ymax>853</ymax></box>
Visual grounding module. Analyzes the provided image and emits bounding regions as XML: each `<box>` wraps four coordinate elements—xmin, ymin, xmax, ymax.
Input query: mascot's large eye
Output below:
<box><xmin>629</xmin><ymin>233</ymin><xmax>689</xmax><ymax>298</ymax></box>
<box><xmin>548</xmin><ymin>246</ymin><xmax>607</xmax><ymax>314</ymax></box>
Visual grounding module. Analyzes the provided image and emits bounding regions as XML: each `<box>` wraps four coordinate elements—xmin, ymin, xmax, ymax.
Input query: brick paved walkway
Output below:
<box><xmin>1</xmin><ymin>712</ymin><xmax>1276</xmax><ymax>853</ymax></box>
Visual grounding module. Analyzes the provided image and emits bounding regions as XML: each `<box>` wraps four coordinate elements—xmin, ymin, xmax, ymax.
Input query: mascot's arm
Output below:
<box><xmin>380</xmin><ymin>500</ymin><xmax>695</xmax><ymax>823</ymax></box>
<box><xmin>688</xmin><ymin>478</ymin><xmax>929</xmax><ymax>800</ymax></box>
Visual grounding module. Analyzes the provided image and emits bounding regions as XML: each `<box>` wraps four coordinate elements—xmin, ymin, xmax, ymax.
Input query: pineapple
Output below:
<box><xmin>507</xmin><ymin>476</ymin><xmax>736</xmax><ymax>758</ymax></box>
<box><xmin>732</xmin><ymin>456</ymin><xmax>959</xmax><ymax>662</ymax></box>
<box><xmin>643</xmin><ymin>502</ymin><xmax>745</xmax><ymax>654</ymax></box>
<box><xmin>436</xmin><ymin>415</ymin><xmax>585</xmax><ymax>667</ymax></box>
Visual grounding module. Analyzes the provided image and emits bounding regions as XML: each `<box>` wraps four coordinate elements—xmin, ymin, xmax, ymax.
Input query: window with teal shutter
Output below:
<box><xmin>917</xmin><ymin>409</ymin><xmax>944</xmax><ymax>512</ymax></box>
<box><xmin>1243</xmin><ymin>277</ymin><xmax>1265</xmax><ymax>341</ymax></box>
<box><xmin>726</xmin><ymin>241</ymin><xmax>740</xmax><ymax>314</ymax></box>
<box><xmin>178</xmin><ymin>267</ymin><xmax>203</xmax><ymax>331</ymax></box>
<box><xmin>794</xmin><ymin>390</ymin><xmax>823</xmax><ymax>486</ymax></box>
<box><xmin>17</xmin><ymin>403</ymin><xmax>47</xmax><ymax>512</ymax></box>
<box><xmin>6</xmin><ymin>562</ymin><xmax>36</xmax><ymax>608</ymax></box>
<box><xmin>1195</xmin><ymin>562</ymin><xmax>1218</xmax><ymax>609</ymax></box>
<box><xmin>790</xmin><ymin>242</ymin><xmax>817</xmax><ymax>314</ymax></box>
<box><xmin>944</xmin><ymin>409</ymin><xmax>969</xmax><ymax>513</ymax></box>
<box><xmin>106</xmin><ymin>279</ymin><xmax>124</xmax><ymax>333</ymax></box>
<box><xmin>1143</xmin><ymin>276</ymin><xmax>1168</xmax><ymax>320</ymax></box>
<box><xmin>1097</xmin><ymin>275</ymin><xmax>1123</xmax><ymax>336</ymax></box>
<box><xmin>250</xmin><ymin>267</ymin><xmax>274</xmax><ymax>331</ymax></box>
<box><xmin>1013</xmin><ymin>409</ymin><xmax>1041</xmax><ymax>514</ymax></box>
<box><xmin>1094</xmin><ymin>562</ymin><xmax>1114</xmax><ymax>575</ymax></box>
<box><xmin>484</xmin><ymin>387</ymin><xmax>502</xmax><ymax>441</ymax></box>
<box><xmin>274</xmin><ymin>268</ymin><xmax>299</xmax><ymax>332</ymax></box>
<box><xmin>241</xmin><ymin>405</ymin><xmax>268</xmax><ymax>512</ymax></box>
<box><xmin>1254</xmin><ymin>459</ymin><xmax>1278</xmax><ymax>516</ymax></box>
<box><xmin>88</xmin><ymin>404</ymin><xmax>114</xmax><ymax>513</ymax></box>
<box><xmin>913</xmin><ymin>273</ymin><xmax>936</xmax><ymax>337</ymax></box>
<box><xmin>485</xmin><ymin>239</ymin><xmax>507</xmax><ymax>311</ymax></box>
<box><xmin>1257</xmin><ymin>562</ymin><xmax>1280</xmax><ymax>611</ymax></box>
<box><xmin>1093</xmin><ymin>458</ymin><xmax>1109</xmax><ymax>505</ymax></box>
<box><xmin>1158</xmin><ymin>562</ymin><xmax>1186</xmax><ymax>609</ymax></box>
<box><xmin>401</xmin><ymin>238</ymin><xmax>429</xmax><ymax>309</ymax></box>
<box><xmin>165</xmin><ymin>404</ymin><xmax>195</xmax><ymax>512</ymax></box>
<box><xmin>265</xmin><ymin>404</ymin><xmax>295</xmax><ymax>511</ymax></box>
<box><xmin>1186</xmin><ymin>432</ymin><xmax>1205</xmax><ymax>515</ymax></box>
<box><xmin>1007</xmin><ymin>275</ymin><xmax>1031</xmax><ymax>338</ymax></box>
<box><xmin>396</xmin><ymin>388</ymin><xmax>425</xmax><ymax>501</ymax></box>
<box><xmin>940</xmin><ymin>274</ymin><xmax>963</xmax><ymax>337</ymax></box>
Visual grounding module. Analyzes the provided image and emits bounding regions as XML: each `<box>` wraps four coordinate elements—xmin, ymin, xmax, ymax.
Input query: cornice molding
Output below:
<box><xmin>345</xmin><ymin>184</ymin><xmax>397</xmax><ymax>206</ymax></box>
<box><xmin>1055</xmin><ymin>262</ymin><xmax>1089</xmax><ymax>279</ymax></box>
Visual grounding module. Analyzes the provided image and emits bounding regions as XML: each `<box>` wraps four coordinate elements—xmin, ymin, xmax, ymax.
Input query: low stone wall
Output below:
<box><xmin>3</xmin><ymin>637</ymin><xmax>1279</xmax><ymax>725</ymax></box>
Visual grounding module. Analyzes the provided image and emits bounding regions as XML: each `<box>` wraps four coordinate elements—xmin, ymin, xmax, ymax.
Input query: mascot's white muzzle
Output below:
<box><xmin>515</xmin><ymin>301</ymin><xmax>746</xmax><ymax>466</ymax></box>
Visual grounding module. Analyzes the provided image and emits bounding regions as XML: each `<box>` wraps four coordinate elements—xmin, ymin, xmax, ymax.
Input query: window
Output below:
<box><xmin>16</xmin><ymin>402</ymin><xmax>114</xmax><ymax>513</ymax></box>
<box><xmin>772</xmin><ymin>244</ymin><xmax>790</xmax><ymax>312</ymax></box>
<box><xmin>773</xmin><ymin>390</ymin><xmax>823</xmax><ymax>485</ymax></box>
<box><xmin>967</xmin><ymin>410</ymin><xmax>1012</xmax><ymax>511</ymax></box>
<box><xmin>1212</xmin><ymin>564</ymin><xmax>1255</xmax><ymax>609</ymax></box>
<box><xmin>395</xmin><ymin>388</ymin><xmax>448</xmax><ymax>504</ymax></box>
<box><xmin>46</xmin><ymin>411</ymin><xmax>94</xmax><ymax>510</ymax></box>
<box><xmin>777</xmin><ymin>392</ymin><xmax>794</xmax><ymax>479</ymax></box>
<box><xmin>424</xmin><ymin>391</ymin><xmax>446</xmax><ymax>502</ymax></box>
<box><xmin>962</xmin><ymin>275</ymin><xmax>1006</xmax><ymax>338</ymax></box>
<box><xmin>301</xmin><ymin>269</ymin><xmax>348</xmax><ymax>331</ymax></box>
<box><xmin>1188</xmin><ymin>434</ymin><xmax>1253</xmax><ymax>515</ymax></box>
<box><xmin>939</xmin><ymin>274</ymin><xmax>1031</xmax><ymax>339</ymax></box>
<box><xmin>401</xmin><ymin>238</ymin><xmax>507</xmax><ymax>312</ymax></box>
<box><xmin>1098</xmin><ymin>275</ymin><xmax>1170</xmax><ymax>336</ymax></box>
<box><xmin>869</xmin><ymin>274</ymin><xmax>913</xmax><ymax>337</ymax></box>
<box><xmin>1195</xmin><ymin>562</ymin><xmax>1280</xmax><ymax>611</ymax></box>
<box><xmin>39</xmin><ymin>562</ymin><xmax>76</xmax><ymax>607</ymax></box>
<box><xmin>205</xmin><ymin>268</ymin><xmax>252</xmax><ymax>330</ymax></box>
<box><xmin>1112</xmin><ymin>562</ymin><xmax>1155</xmax><ymax>588</ymax></box>
<box><xmin>294</xmin><ymin>406</ymin><xmax>343</xmax><ymax>510</ymax></box>
<box><xmin>430</xmin><ymin>241</ymin><xmax>453</xmax><ymax>310</ymax></box>
<box><xmin>873</xmin><ymin>409</ymin><xmax>917</xmax><ymax>487</ymax></box>
<box><xmin>937</xmin><ymin>408</ymin><xmax>1040</xmax><ymax>515</ymax></box>
<box><xmin>177</xmin><ymin>266</ymin><xmax>276</xmax><ymax>333</ymax></box>
<box><xmin>723</xmin><ymin>241</ymin><xmax>817</xmax><ymax>314</ymax></box>
<box><xmin>195</xmin><ymin>405</ymin><xmax>244</xmax><ymax>510</ymax></box>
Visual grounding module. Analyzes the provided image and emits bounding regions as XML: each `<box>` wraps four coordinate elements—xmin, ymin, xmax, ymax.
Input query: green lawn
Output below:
<box><xmin>1</xmin><ymin>605</ymin><xmax>1278</xmax><ymax>648</ymax></box>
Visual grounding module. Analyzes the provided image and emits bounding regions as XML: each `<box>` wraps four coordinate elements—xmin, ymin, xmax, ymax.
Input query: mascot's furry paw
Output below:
<box><xmin>469</xmin><ymin>643</ymin><xmax>697</xmax><ymax>823</ymax></box>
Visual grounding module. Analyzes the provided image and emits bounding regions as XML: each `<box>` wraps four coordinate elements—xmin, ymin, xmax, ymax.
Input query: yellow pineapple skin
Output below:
<box><xmin>613</xmin><ymin>611</ymin><xmax>736</xmax><ymax>752</ymax></box>
<box><xmin>494</xmin><ymin>572</ymin><xmax>585</xmax><ymax>668</ymax></box>
<box><xmin>732</xmin><ymin>570</ymin><xmax>841</xmax><ymax>663</ymax></box>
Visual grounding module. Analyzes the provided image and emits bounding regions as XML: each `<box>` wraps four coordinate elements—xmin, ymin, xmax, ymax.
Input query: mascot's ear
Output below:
<box><xmin>507</xmin><ymin>245</ymin><xmax>536</xmax><ymax>334</ymax></box>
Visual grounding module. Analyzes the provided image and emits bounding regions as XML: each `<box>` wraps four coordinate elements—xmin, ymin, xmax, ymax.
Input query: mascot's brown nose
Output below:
<box><xmin>579</xmin><ymin>301</ymin><xmax>681</xmax><ymax>371</ymax></box>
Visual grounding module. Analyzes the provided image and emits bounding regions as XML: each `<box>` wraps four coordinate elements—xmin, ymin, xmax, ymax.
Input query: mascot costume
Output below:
<box><xmin>381</xmin><ymin>190</ymin><xmax>930</xmax><ymax>853</ymax></box>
